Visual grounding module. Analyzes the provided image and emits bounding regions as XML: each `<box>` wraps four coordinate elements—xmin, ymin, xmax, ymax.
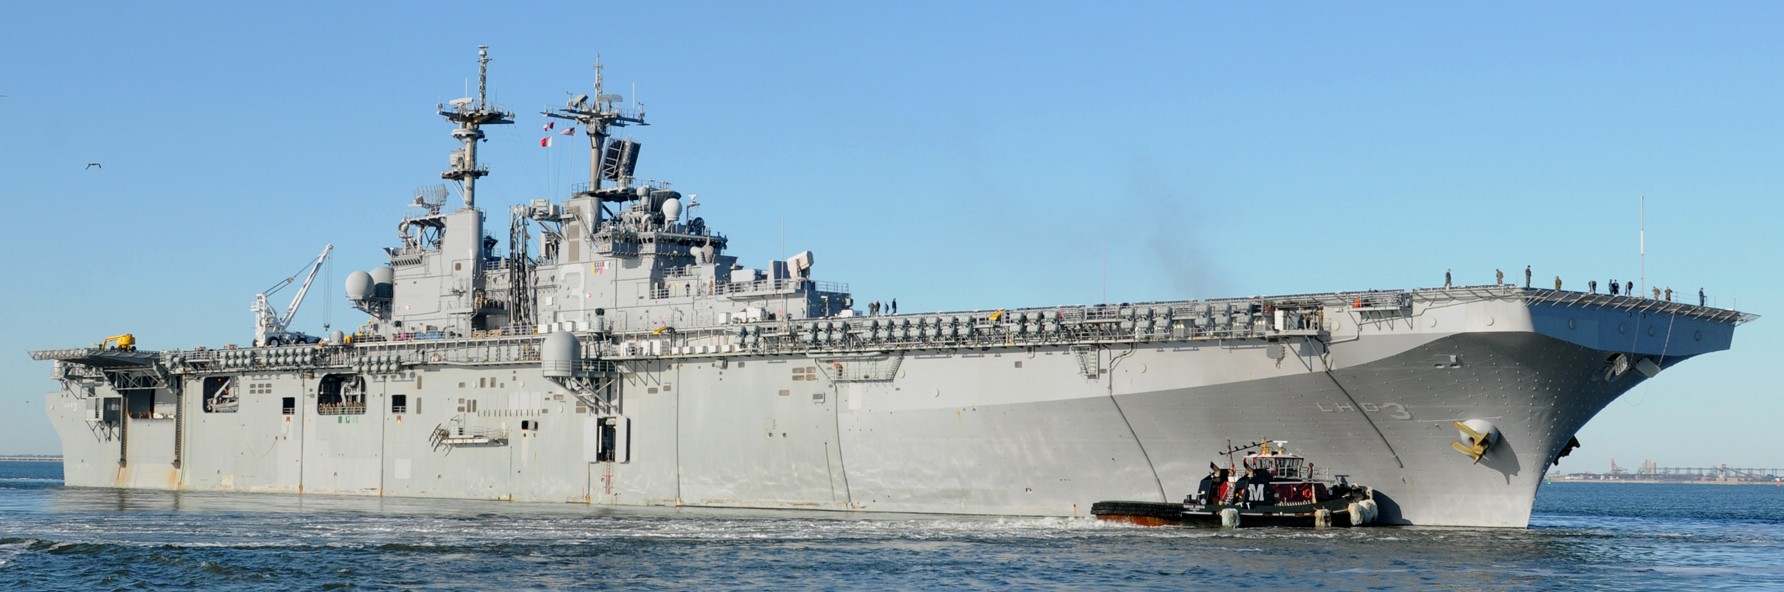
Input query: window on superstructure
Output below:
<box><xmin>281</xmin><ymin>397</ymin><xmax>296</xmax><ymax>415</ymax></box>
<box><xmin>392</xmin><ymin>394</ymin><xmax>408</xmax><ymax>414</ymax></box>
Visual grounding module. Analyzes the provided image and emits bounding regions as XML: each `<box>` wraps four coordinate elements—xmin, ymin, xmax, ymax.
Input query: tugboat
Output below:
<box><xmin>1092</xmin><ymin>440</ymin><xmax>1378</xmax><ymax>528</ymax></box>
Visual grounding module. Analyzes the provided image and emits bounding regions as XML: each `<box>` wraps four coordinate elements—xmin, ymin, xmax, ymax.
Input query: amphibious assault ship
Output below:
<box><xmin>30</xmin><ymin>48</ymin><xmax>1756</xmax><ymax>527</ymax></box>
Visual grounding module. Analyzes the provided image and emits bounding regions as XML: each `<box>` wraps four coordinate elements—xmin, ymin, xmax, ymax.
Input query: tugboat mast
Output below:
<box><xmin>440</xmin><ymin>45</ymin><xmax>514</xmax><ymax>210</ymax></box>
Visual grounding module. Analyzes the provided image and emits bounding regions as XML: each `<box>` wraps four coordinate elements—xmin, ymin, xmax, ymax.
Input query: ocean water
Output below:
<box><xmin>0</xmin><ymin>462</ymin><xmax>1780</xmax><ymax>591</ymax></box>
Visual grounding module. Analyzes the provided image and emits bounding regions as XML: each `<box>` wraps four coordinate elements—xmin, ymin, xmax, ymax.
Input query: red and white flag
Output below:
<box><xmin>543</xmin><ymin>121</ymin><xmax>555</xmax><ymax>132</ymax></box>
<box><xmin>559</xmin><ymin>127</ymin><xmax>576</xmax><ymax>135</ymax></box>
<box><xmin>540</xmin><ymin>136</ymin><xmax>552</xmax><ymax>148</ymax></box>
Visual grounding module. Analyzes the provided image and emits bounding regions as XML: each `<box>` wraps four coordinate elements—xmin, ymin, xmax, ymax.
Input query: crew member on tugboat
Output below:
<box><xmin>1093</xmin><ymin>439</ymin><xmax>1377</xmax><ymax>528</ymax></box>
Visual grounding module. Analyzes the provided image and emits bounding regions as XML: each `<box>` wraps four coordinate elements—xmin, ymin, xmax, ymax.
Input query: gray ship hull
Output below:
<box><xmin>41</xmin><ymin>288</ymin><xmax>1745</xmax><ymax>527</ymax></box>
<box><xmin>35</xmin><ymin>51</ymin><xmax>1753</xmax><ymax>529</ymax></box>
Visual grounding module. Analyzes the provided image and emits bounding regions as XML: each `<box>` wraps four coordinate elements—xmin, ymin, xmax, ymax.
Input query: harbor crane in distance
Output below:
<box><xmin>253</xmin><ymin>244</ymin><xmax>334</xmax><ymax>347</ymax></box>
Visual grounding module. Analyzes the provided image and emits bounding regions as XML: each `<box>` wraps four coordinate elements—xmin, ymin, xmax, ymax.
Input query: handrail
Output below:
<box><xmin>1518</xmin><ymin>288</ymin><xmax>1756</xmax><ymax>324</ymax></box>
<box><xmin>35</xmin><ymin>284</ymin><xmax>1753</xmax><ymax>373</ymax></box>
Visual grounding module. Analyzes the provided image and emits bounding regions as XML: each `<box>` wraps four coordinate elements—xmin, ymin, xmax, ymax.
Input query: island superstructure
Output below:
<box><xmin>30</xmin><ymin>48</ymin><xmax>1756</xmax><ymax>527</ymax></box>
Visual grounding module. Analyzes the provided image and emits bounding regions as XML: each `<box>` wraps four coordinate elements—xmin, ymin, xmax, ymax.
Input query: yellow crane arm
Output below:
<box><xmin>99</xmin><ymin>334</ymin><xmax>136</xmax><ymax>351</ymax></box>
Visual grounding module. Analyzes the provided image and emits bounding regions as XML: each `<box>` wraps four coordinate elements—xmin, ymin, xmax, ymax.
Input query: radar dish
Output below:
<box><xmin>449</xmin><ymin>97</ymin><xmax>474</xmax><ymax>107</ymax></box>
<box><xmin>413</xmin><ymin>185</ymin><xmax>448</xmax><ymax>214</ymax></box>
<box><xmin>419</xmin><ymin>185</ymin><xmax>448</xmax><ymax>204</ymax></box>
<box><xmin>570</xmin><ymin>94</ymin><xmax>589</xmax><ymax>108</ymax></box>
<box><xmin>598</xmin><ymin>93</ymin><xmax>623</xmax><ymax>105</ymax></box>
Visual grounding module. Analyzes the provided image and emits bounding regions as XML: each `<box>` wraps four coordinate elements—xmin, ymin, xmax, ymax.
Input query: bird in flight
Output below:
<box><xmin>85</xmin><ymin>163</ymin><xmax>102</xmax><ymax>170</ymax></box>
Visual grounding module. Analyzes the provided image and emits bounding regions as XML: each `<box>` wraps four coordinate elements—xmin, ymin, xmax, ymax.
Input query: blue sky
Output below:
<box><xmin>2</xmin><ymin>2</ymin><xmax>1780</xmax><ymax>472</ymax></box>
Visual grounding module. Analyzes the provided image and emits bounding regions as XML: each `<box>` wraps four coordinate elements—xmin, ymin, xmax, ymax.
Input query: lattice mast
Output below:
<box><xmin>507</xmin><ymin>206</ymin><xmax>534</xmax><ymax>329</ymax></box>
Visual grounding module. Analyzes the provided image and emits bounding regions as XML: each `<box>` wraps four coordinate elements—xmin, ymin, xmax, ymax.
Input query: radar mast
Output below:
<box><xmin>544</xmin><ymin>55</ymin><xmax>648</xmax><ymax>198</ymax></box>
<box><xmin>440</xmin><ymin>45</ymin><xmax>514</xmax><ymax>210</ymax></box>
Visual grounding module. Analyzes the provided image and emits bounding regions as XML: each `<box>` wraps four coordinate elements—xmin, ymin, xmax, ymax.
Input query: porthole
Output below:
<box><xmin>1618</xmin><ymin>323</ymin><xmax>1627</xmax><ymax>334</ymax></box>
<box><xmin>1567</xmin><ymin>319</ymin><xmax>1576</xmax><ymax>329</ymax></box>
<box><xmin>1647</xmin><ymin>326</ymin><xmax>1658</xmax><ymax>337</ymax></box>
<box><xmin>1694</xmin><ymin>330</ymin><xmax>1703</xmax><ymax>342</ymax></box>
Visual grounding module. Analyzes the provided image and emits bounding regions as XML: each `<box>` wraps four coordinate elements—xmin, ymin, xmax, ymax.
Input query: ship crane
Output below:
<box><xmin>253</xmin><ymin>244</ymin><xmax>333</xmax><ymax>347</ymax></box>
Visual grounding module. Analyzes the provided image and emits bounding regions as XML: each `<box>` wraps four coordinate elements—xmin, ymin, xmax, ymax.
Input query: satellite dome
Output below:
<box><xmin>661</xmin><ymin>196</ymin><xmax>682</xmax><ymax>224</ymax></box>
<box><xmin>370</xmin><ymin>267</ymin><xmax>395</xmax><ymax>299</ymax></box>
<box><xmin>345</xmin><ymin>271</ymin><xmax>374</xmax><ymax>301</ymax></box>
<box><xmin>541</xmin><ymin>331</ymin><xmax>580</xmax><ymax>378</ymax></box>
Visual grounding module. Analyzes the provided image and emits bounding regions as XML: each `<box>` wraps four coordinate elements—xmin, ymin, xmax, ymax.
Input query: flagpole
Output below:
<box><xmin>1639</xmin><ymin>195</ymin><xmax>1645</xmax><ymax>296</ymax></box>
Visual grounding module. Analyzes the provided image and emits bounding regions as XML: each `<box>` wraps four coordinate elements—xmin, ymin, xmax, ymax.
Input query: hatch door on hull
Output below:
<box><xmin>584</xmin><ymin>416</ymin><xmax>630</xmax><ymax>463</ymax></box>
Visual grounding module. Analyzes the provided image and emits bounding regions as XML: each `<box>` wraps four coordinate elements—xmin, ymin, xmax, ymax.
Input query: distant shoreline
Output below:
<box><xmin>0</xmin><ymin>456</ymin><xmax>61</xmax><ymax>462</ymax></box>
<box><xmin>1549</xmin><ymin>478</ymin><xmax>1783</xmax><ymax>486</ymax></box>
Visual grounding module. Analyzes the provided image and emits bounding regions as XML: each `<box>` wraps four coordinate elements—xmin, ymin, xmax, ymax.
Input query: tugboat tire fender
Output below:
<box><xmin>1347</xmin><ymin>499</ymin><xmax>1379</xmax><ymax>526</ymax></box>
